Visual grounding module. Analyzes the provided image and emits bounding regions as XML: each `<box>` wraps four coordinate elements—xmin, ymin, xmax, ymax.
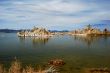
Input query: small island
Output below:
<box><xmin>69</xmin><ymin>24</ymin><xmax>110</xmax><ymax>36</ymax></box>
<box><xmin>17</xmin><ymin>27</ymin><xmax>53</xmax><ymax>37</ymax></box>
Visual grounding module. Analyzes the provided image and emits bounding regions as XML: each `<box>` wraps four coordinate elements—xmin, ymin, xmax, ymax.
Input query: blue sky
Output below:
<box><xmin>0</xmin><ymin>0</ymin><xmax>110</xmax><ymax>30</ymax></box>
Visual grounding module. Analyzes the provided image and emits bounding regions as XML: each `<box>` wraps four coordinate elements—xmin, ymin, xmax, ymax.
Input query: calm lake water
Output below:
<box><xmin>0</xmin><ymin>33</ymin><xmax>110</xmax><ymax>73</ymax></box>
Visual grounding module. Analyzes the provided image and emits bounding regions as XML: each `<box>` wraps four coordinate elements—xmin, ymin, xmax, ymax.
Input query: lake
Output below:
<box><xmin>0</xmin><ymin>33</ymin><xmax>110</xmax><ymax>73</ymax></box>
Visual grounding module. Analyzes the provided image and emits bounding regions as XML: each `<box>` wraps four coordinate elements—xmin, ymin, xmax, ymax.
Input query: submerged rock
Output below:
<box><xmin>48</xmin><ymin>59</ymin><xmax>65</xmax><ymax>66</ymax></box>
<box><xmin>84</xmin><ymin>68</ymin><xmax>110</xmax><ymax>73</ymax></box>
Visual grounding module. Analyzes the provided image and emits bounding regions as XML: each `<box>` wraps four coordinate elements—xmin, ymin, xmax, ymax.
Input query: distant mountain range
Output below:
<box><xmin>49</xmin><ymin>30</ymin><xmax>69</xmax><ymax>32</ymax></box>
<box><xmin>92</xmin><ymin>24</ymin><xmax>109</xmax><ymax>27</ymax></box>
<box><xmin>92</xmin><ymin>24</ymin><xmax>110</xmax><ymax>30</ymax></box>
<box><xmin>0</xmin><ymin>24</ymin><xmax>109</xmax><ymax>33</ymax></box>
<box><xmin>0</xmin><ymin>29</ymin><xmax>21</xmax><ymax>33</ymax></box>
<box><xmin>0</xmin><ymin>29</ymin><xmax>69</xmax><ymax>33</ymax></box>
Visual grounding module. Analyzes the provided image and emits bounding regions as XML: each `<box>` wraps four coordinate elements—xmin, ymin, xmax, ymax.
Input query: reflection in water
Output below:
<box><xmin>18</xmin><ymin>37</ymin><xmax>50</xmax><ymax>46</ymax></box>
<box><xmin>32</xmin><ymin>37</ymin><xmax>49</xmax><ymax>45</ymax></box>
<box><xmin>18</xmin><ymin>36</ymin><xmax>26</xmax><ymax>43</ymax></box>
<box><xmin>73</xmin><ymin>35</ymin><xmax>109</xmax><ymax>47</ymax></box>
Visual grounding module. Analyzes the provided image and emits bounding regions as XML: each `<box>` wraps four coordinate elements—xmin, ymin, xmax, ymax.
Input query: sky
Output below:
<box><xmin>0</xmin><ymin>0</ymin><xmax>110</xmax><ymax>30</ymax></box>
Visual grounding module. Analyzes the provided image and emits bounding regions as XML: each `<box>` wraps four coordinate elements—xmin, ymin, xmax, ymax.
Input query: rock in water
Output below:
<box><xmin>48</xmin><ymin>59</ymin><xmax>65</xmax><ymax>66</ymax></box>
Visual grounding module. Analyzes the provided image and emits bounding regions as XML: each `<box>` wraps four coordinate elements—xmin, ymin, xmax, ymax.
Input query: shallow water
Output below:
<box><xmin>0</xmin><ymin>33</ymin><xmax>110</xmax><ymax>73</ymax></box>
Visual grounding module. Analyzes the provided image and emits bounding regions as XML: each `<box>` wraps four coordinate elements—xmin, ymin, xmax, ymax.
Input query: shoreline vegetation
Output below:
<box><xmin>17</xmin><ymin>24</ymin><xmax>110</xmax><ymax>37</ymax></box>
<box><xmin>0</xmin><ymin>59</ymin><xmax>110</xmax><ymax>73</ymax></box>
<box><xmin>0</xmin><ymin>58</ymin><xmax>65</xmax><ymax>73</ymax></box>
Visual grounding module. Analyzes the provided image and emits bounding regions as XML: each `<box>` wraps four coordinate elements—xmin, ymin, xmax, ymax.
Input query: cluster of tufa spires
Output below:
<box><xmin>17</xmin><ymin>25</ymin><xmax>110</xmax><ymax>37</ymax></box>
<box><xmin>69</xmin><ymin>24</ymin><xmax>110</xmax><ymax>36</ymax></box>
<box><xmin>17</xmin><ymin>26</ymin><xmax>53</xmax><ymax>37</ymax></box>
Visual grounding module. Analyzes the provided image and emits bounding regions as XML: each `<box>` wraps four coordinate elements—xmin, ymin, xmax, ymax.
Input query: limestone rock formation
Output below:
<box><xmin>17</xmin><ymin>27</ymin><xmax>53</xmax><ymax>37</ymax></box>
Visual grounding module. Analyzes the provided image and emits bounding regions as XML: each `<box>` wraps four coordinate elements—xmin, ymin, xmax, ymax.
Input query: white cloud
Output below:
<box><xmin>0</xmin><ymin>0</ymin><xmax>110</xmax><ymax>29</ymax></box>
<box><xmin>35</xmin><ymin>0</ymin><xmax>88</xmax><ymax>13</ymax></box>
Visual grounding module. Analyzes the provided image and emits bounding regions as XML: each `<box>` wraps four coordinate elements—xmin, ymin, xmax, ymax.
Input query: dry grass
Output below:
<box><xmin>1</xmin><ymin>60</ymin><xmax>110</xmax><ymax>73</ymax></box>
<box><xmin>0</xmin><ymin>59</ymin><xmax>58</xmax><ymax>73</ymax></box>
